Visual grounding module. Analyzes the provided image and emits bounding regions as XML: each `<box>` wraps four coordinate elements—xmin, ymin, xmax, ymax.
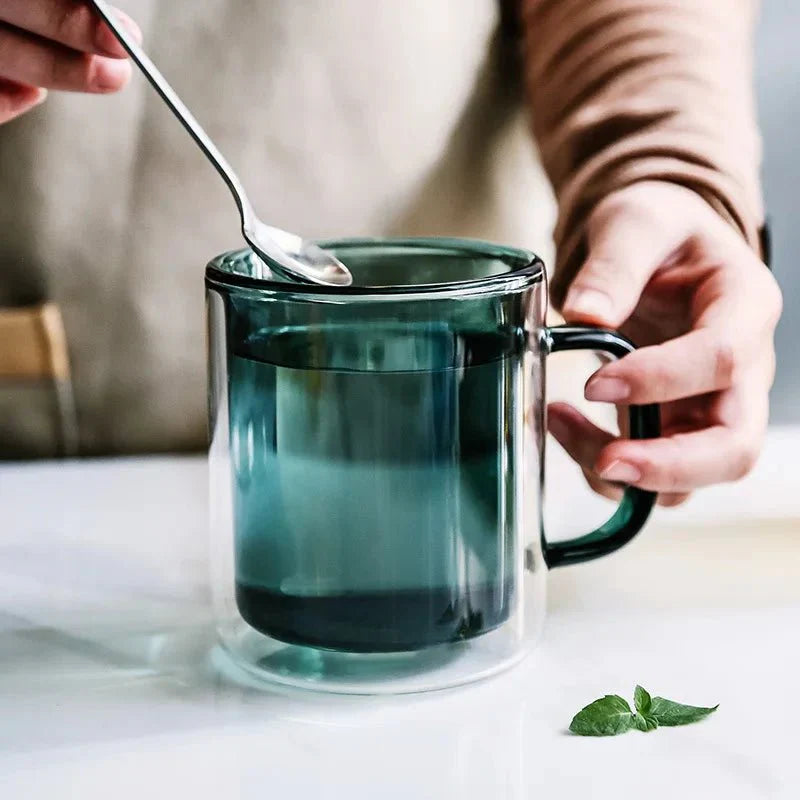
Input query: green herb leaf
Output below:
<box><xmin>569</xmin><ymin>688</ymin><xmax>718</xmax><ymax>737</ymax></box>
<box><xmin>634</xmin><ymin>685</ymin><xmax>652</xmax><ymax>715</ymax></box>
<box><xmin>569</xmin><ymin>695</ymin><xmax>636</xmax><ymax>737</ymax></box>
<box><xmin>649</xmin><ymin>696</ymin><xmax>719</xmax><ymax>727</ymax></box>
<box><xmin>632</xmin><ymin>712</ymin><xmax>659</xmax><ymax>732</ymax></box>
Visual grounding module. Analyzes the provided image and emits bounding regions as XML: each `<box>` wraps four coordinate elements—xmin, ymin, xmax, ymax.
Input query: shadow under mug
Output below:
<box><xmin>206</xmin><ymin>238</ymin><xmax>660</xmax><ymax>693</ymax></box>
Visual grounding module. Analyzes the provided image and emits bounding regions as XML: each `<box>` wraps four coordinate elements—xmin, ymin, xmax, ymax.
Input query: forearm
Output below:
<box><xmin>521</xmin><ymin>0</ymin><xmax>764</xmax><ymax>307</ymax></box>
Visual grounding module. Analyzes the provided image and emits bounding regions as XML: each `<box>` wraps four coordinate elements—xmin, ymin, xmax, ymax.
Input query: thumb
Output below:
<box><xmin>561</xmin><ymin>185</ymin><xmax>689</xmax><ymax>327</ymax></box>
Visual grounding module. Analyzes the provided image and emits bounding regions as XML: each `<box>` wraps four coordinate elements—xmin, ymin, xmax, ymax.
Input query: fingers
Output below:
<box><xmin>585</xmin><ymin>328</ymin><xmax>739</xmax><ymax>405</ymax></box>
<box><xmin>548</xmin><ymin>401</ymin><xmax>615</xmax><ymax>477</ymax></box>
<box><xmin>0</xmin><ymin>24</ymin><xmax>131</xmax><ymax>93</ymax></box>
<box><xmin>0</xmin><ymin>2</ymin><xmax>141</xmax><ymax>58</ymax></box>
<box><xmin>583</xmin><ymin>260</ymin><xmax>781</xmax><ymax>406</ymax></box>
<box><xmin>0</xmin><ymin>2</ymin><xmax>142</xmax><ymax>100</ymax></box>
<box><xmin>558</xmin><ymin>182</ymin><xmax>779</xmax><ymax>497</ymax></box>
<box><xmin>548</xmin><ymin>403</ymin><xmax>690</xmax><ymax>506</ymax></box>
<box><xmin>0</xmin><ymin>78</ymin><xmax>47</xmax><ymax>123</ymax></box>
<box><xmin>579</xmin><ymin>465</ymin><xmax>623</xmax><ymax>503</ymax></box>
<box><xmin>658</xmin><ymin>491</ymin><xmax>692</xmax><ymax>508</ymax></box>
<box><xmin>561</xmin><ymin>182</ymin><xmax>696</xmax><ymax>327</ymax></box>
<box><xmin>596</xmin><ymin>384</ymin><xmax>768</xmax><ymax>493</ymax></box>
<box><xmin>598</xmin><ymin>426</ymin><xmax>761</xmax><ymax>492</ymax></box>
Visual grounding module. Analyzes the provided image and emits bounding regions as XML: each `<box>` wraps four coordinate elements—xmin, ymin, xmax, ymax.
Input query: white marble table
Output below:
<box><xmin>1</xmin><ymin>430</ymin><xmax>799</xmax><ymax>799</ymax></box>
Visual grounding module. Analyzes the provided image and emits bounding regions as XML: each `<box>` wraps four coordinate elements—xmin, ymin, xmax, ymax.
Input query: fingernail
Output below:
<box><xmin>563</xmin><ymin>287</ymin><xmax>613</xmax><ymax>321</ymax></box>
<box><xmin>92</xmin><ymin>58</ymin><xmax>132</xmax><ymax>91</ymax></box>
<box><xmin>585</xmin><ymin>376</ymin><xmax>630</xmax><ymax>402</ymax></box>
<box><xmin>34</xmin><ymin>89</ymin><xmax>48</xmax><ymax>107</ymax></box>
<box><xmin>600</xmin><ymin>460</ymin><xmax>642</xmax><ymax>483</ymax></box>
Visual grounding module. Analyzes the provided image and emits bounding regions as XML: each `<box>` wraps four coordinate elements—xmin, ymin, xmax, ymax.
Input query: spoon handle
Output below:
<box><xmin>87</xmin><ymin>0</ymin><xmax>255</xmax><ymax>227</ymax></box>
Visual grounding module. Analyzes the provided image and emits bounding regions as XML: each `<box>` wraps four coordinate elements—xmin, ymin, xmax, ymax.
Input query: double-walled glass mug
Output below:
<box><xmin>207</xmin><ymin>239</ymin><xmax>660</xmax><ymax>694</ymax></box>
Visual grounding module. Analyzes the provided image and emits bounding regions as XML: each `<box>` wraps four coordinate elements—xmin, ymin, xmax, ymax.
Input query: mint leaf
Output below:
<box><xmin>634</xmin><ymin>685</ymin><xmax>652</xmax><ymax>715</ymax></box>
<box><xmin>569</xmin><ymin>688</ymin><xmax>717</xmax><ymax>736</ymax></box>
<box><xmin>649</xmin><ymin>696</ymin><xmax>719</xmax><ymax>727</ymax></box>
<box><xmin>569</xmin><ymin>695</ymin><xmax>636</xmax><ymax>736</ymax></box>
<box><xmin>632</xmin><ymin>712</ymin><xmax>659</xmax><ymax>732</ymax></box>
<box><xmin>632</xmin><ymin>686</ymin><xmax>657</xmax><ymax>730</ymax></box>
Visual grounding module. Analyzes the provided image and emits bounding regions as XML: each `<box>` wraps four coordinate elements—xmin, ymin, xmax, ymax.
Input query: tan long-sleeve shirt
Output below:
<box><xmin>522</xmin><ymin>0</ymin><xmax>764</xmax><ymax>306</ymax></box>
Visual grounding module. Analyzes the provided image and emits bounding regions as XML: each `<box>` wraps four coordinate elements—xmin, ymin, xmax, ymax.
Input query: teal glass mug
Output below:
<box><xmin>207</xmin><ymin>239</ymin><xmax>660</xmax><ymax>693</ymax></box>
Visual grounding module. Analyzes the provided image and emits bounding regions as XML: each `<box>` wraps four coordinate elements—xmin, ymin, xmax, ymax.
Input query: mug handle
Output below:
<box><xmin>541</xmin><ymin>325</ymin><xmax>661</xmax><ymax>569</ymax></box>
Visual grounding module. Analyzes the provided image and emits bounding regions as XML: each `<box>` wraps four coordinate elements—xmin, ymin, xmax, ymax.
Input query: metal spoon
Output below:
<box><xmin>87</xmin><ymin>0</ymin><xmax>353</xmax><ymax>287</ymax></box>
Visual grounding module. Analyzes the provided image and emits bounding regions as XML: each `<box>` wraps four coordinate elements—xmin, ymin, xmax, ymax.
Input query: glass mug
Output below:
<box><xmin>207</xmin><ymin>239</ymin><xmax>660</xmax><ymax>693</ymax></box>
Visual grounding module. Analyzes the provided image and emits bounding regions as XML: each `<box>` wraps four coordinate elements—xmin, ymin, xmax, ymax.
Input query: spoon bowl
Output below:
<box><xmin>248</xmin><ymin>222</ymin><xmax>354</xmax><ymax>286</ymax></box>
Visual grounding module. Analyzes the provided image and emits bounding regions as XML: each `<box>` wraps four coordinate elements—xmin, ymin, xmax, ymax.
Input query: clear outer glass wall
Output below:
<box><xmin>206</xmin><ymin>239</ymin><xmax>548</xmax><ymax>694</ymax></box>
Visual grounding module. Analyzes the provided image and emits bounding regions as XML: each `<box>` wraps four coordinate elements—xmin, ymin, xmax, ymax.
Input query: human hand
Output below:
<box><xmin>0</xmin><ymin>1</ymin><xmax>141</xmax><ymax>124</ymax></box>
<box><xmin>548</xmin><ymin>181</ymin><xmax>782</xmax><ymax>506</ymax></box>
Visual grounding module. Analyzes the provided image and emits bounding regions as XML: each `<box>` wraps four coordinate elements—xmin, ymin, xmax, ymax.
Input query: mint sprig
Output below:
<box><xmin>569</xmin><ymin>686</ymin><xmax>718</xmax><ymax>737</ymax></box>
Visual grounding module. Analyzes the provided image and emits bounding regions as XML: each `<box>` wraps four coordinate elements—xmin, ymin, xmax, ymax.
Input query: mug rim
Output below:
<box><xmin>205</xmin><ymin>236</ymin><xmax>545</xmax><ymax>299</ymax></box>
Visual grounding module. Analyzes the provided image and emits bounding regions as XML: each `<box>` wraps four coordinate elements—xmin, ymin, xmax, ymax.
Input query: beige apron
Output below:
<box><xmin>0</xmin><ymin>0</ymin><xmax>557</xmax><ymax>458</ymax></box>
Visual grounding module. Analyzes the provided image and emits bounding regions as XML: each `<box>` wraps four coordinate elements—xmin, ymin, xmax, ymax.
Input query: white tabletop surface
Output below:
<box><xmin>1</xmin><ymin>429</ymin><xmax>799</xmax><ymax>799</ymax></box>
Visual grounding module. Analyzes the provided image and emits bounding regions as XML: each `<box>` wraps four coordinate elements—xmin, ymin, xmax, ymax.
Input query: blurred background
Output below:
<box><xmin>757</xmin><ymin>1</ymin><xmax>798</xmax><ymax>423</ymax></box>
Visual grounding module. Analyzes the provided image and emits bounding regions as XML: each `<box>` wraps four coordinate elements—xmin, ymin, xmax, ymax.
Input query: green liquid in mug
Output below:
<box><xmin>229</xmin><ymin>324</ymin><xmax>521</xmax><ymax>652</ymax></box>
